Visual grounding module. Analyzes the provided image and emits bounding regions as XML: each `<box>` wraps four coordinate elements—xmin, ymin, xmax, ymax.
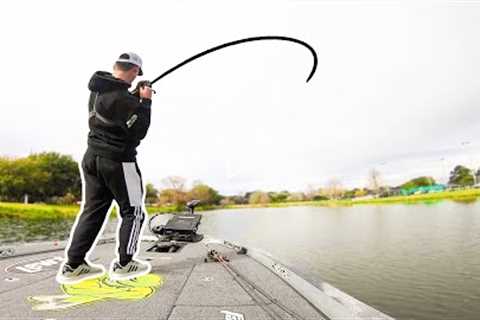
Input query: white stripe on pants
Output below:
<box><xmin>122</xmin><ymin>163</ymin><xmax>142</xmax><ymax>206</ymax></box>
<box><xmin>127</xmin><ymin>206</ymin><xmax>143</xmax><ymax>255</ymax></box>
<box><xmin>122</xmin><ymin>162</ymin><xmax>143</xmax><ymax>255</ymax></box>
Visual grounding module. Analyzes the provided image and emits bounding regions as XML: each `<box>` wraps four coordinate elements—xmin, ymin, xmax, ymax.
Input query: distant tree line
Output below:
<box><xmin>0</xmin><ymin>152</ymin><xmax>478</xmax><ymax>206</ymax></box>
<box><xmin>149</xmin><ymin>176</ymin><xmax>222</xmax><ymax>210</ymax></box>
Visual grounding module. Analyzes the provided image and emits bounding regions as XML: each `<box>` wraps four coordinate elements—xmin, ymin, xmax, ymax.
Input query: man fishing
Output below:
<box><xmin>56</xmin><ymin>52</ymin><xmax>154</xmax><ymax>284</ymax></box>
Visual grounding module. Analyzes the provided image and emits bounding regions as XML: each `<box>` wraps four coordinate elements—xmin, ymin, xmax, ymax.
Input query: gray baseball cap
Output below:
<box><xmin>116</xmin><ymin>52</ymin><xmax>143</xmax><ymax>76</ymax></box>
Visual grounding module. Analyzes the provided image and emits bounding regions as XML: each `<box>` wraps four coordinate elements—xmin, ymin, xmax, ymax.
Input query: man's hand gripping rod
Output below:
<box><xmin>131</xmin><ymin>80</ymin><xmax>156</xmax><ymax>97</ymax></box>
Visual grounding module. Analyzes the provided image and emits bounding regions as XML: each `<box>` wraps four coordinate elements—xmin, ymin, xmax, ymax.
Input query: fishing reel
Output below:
<box><xmin>131</xmin><ymin>80</ymin><xmax>156</xmax><ymax>97</ymax></box>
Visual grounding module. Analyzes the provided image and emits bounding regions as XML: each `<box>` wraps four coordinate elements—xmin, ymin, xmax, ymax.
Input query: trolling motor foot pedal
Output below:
<box><xmin>155</xmin><ymin>213</ymin><xmax>204</xmax><ymax>242</ymax></box>
<box><xmin>147</xmin><ymin>200</ymin><xmax>204</xmax><ymax>251</ymax></box>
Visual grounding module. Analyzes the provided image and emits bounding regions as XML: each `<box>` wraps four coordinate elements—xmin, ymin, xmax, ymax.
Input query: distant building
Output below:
<box><xmin>380</xmin><ymin>186</ymin><xmax>402</xmax><ymax>197</ymax></box>
<box><xmin>400</xmin><ymin>184</ymin><xmax>446</xmax><ymax>196</ymax></box>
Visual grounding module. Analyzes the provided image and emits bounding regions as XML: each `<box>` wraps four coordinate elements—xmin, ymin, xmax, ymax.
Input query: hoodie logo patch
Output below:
<box><xmin>126</xmin><ymin>114</ymin><xmax>138</xmax><ymax>128</ymax></box>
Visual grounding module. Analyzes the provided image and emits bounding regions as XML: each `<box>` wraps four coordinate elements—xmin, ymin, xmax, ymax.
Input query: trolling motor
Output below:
<box><xmin>148</xmin><ymin>199</ymin><xmax>204</xmax><ymax>244</ymax></box>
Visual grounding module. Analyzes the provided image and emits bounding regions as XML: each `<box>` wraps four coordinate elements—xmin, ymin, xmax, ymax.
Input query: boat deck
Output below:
<box><xmin>0</xmin><ymin>235</ymin><xmax>394</xmax><ymax>320</ymax></box>
<box><xmin>0</xmin><ymin>236</ymin><xmax>327</xmax><ymax>320</ymax></box>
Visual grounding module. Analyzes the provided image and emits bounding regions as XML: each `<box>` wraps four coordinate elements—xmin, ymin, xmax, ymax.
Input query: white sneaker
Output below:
<box><xmin>108</xmin><ymin>259</ymin><xmax>152</xmax><ymax>281</ymax></box>
<box><xmin>56</xmin><ymin>260</ymin><xmax>106</xmax><ymax>285</ymax></box>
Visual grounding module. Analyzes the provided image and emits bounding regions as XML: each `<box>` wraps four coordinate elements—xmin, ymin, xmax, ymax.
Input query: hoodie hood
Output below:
<box><xmin>88</xmin><ymin>71</ymin><xmax>131</xmax><ymax>93</ymax></box>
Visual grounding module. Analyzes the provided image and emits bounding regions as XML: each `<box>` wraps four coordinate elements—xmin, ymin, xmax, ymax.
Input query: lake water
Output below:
<box><xmin>1</xmin><ymin>200</ymin><xmax>479</xmax><ymax>320</ymax></box>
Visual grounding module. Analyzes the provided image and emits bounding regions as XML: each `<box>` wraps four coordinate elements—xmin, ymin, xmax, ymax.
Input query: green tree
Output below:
<box><xmin>0</xmin><ymin>157</ymin><xmax>30</xmax><ymax>201</ymax></box>
<box><xmin>400</xmin><ymin>176</ymin><xmax>436</xmax><ymax>189</ymax></box>
<box><xmin>33</xmin><ymin>152</ymin><xmax>81</xmax><ymax>200</ymax></box>
<box><xmin>342</xmin><ymin>189</ymin><xmax>357</xmax><ymax>199</ymax></box>
<box><xmin>268</xmin><ymin>190</ymin><xmax>290</xmax><ymax>203</ymax></box>
<box><xmin>145</xmin><ymin>183</ymin><xmax>159</xmax><ymax>205</ymax></box>
<box><xmin>231</xmin><ymin>194</ymin><xmax>248</xmax><ymax>204</ymax></box>
<box><xmin>0</xmin><ymin>152</ymin><xmax>80</xmax><ymax>202</ymax></box>
<box><xmin>188</xmin><ymin>183</ymin><xmax>221</xmax><ymax>205</ymax></box>
<box><xmin>220</xmin><ymin>197</ymin><xmax>235</xmax><ymax>205</ymax></box>
<box><xmin>312</xmin><ymin>194</ymin><xmax>329</xmax><ymax>201</ymax></box>
<box><xmin>248</xmin><ymin>191</ymin><xmax>271</xmax><ymax>204</ymax></box>
<box><xmin>286</xmin><ymin>192</ymin><xmax>306</xmax><ymax>202</ymax></box>
<box><xmin>158</xmin><ymin>188</ymin><xmax>187</xmax><ymax>208</ymax></box>
<box><xmin>354</xmin><ymin>188</ymin><xmax>368</xmax><ymax>197</ymax></box>
<box><xmin>449</xmin><ymin>165</ymin><xmax>474</xmax><ymax>187</ymax></box>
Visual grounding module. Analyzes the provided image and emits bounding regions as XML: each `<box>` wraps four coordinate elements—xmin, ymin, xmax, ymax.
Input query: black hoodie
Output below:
<box><xmin>86</xmin><ymin>71</ymin><xmax>152</xmax><ymax>161</ymax></box>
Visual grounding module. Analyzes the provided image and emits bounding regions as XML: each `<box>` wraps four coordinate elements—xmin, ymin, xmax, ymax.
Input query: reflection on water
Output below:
<box><xmin>0</xmin><ymin>216</ymin><xmax>118</xmax><ymax>245</ymax></box>
<box><xmin>1</xmin><ymin>201</ymin><xmax>479</xmax><ymax>320</ymax></box>
<box><xmin>414</xmin><ymin>199</ymin><xmax>443</xmax><ymax>206</ymax></box>
<box><xmin>0</xmin><ymin>217</ymin><xmax>74</xmax><ymax>243</ymax></box>
<box><xmin>452</xmin><ymin>197</ymin><xmax>479</xmax><ymax>204</ymax></box>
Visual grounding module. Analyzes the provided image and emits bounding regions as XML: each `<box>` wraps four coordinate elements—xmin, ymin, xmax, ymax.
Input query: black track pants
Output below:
<box><xmin>67</xmin><ymin>149</ymin><xmax>146</xmax><ymax>265</ymax></box>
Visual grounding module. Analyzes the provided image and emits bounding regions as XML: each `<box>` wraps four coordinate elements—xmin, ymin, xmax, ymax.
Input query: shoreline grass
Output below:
<box><xmin>0</xmin><ymin>202</ymin><xmax>177</xmax><ymax>220</ymax></box>
<box><xmin>220</xmin><ymin>188</ymin><xmax>480</xmax><ymax>209</ymax></box>
<box><xmin>1</xmin><ymin>188</ymin><xmax>479</xmax><ymax>220</ymax></box>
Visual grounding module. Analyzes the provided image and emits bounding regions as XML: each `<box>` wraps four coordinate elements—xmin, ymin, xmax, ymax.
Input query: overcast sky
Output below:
<box><xmin>1</xmin><ymin>0</ymin><xmax>479</xmax><ymax>195</ymax></box>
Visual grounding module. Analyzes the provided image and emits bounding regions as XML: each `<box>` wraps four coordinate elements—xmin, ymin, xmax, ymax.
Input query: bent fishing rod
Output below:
<box><xmin>132</xmin><ymin>35</ymin><xmax>318</xmax><ymax>95</ymax></box>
